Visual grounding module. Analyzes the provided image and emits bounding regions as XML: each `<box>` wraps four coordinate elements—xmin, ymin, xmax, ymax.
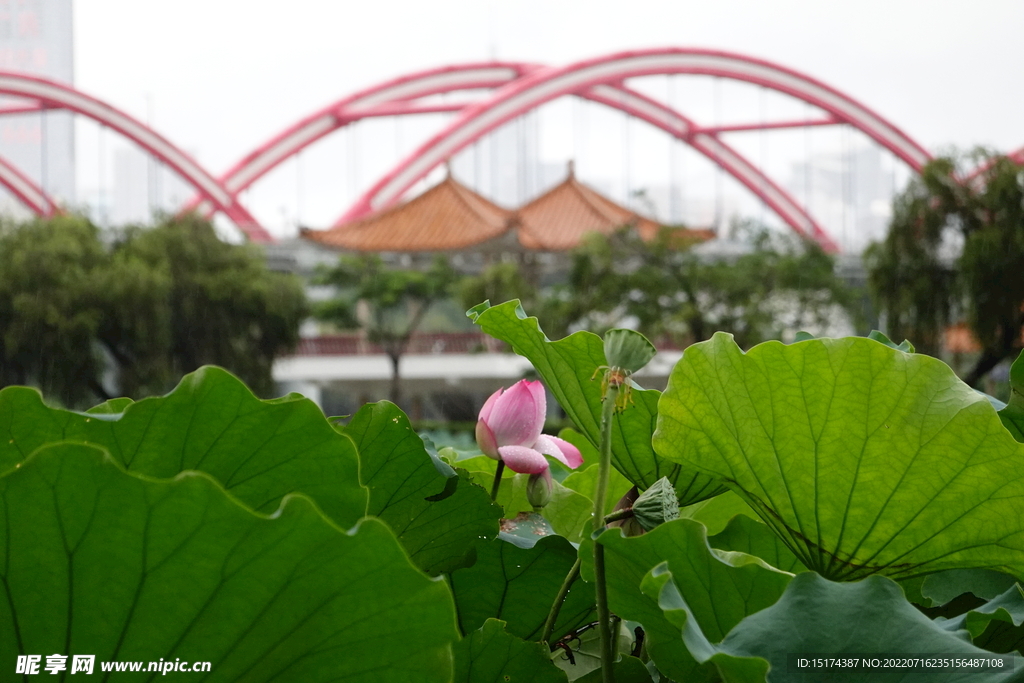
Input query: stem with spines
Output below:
<box><xmin>593</xmin><ymin>384</ymin><xmax>618</xmax><ymax>683</ymax></box>
<box><xmin>540</xmin><ymin>557</ymin><xmax>581</xmax><ymax>644</ymax></box>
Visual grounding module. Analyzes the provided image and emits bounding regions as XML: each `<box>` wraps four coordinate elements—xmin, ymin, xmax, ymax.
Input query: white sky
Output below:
<box><xmin>71</xmin><ymin>0</ymin><xmax>1024</xmax><ymax>243</ymax></box>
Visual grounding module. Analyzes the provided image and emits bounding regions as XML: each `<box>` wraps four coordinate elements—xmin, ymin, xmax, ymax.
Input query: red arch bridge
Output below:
<box><xmin>0</xmin><ymin>47</ymin><xmax>993</xmax><ymax>253</ymax></box>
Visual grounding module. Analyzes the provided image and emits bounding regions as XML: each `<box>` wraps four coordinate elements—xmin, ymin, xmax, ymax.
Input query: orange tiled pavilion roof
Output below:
<box><xmin>515</xmin><ymin>166</ymin><xmax>663</xmax><ymax>250</ymax></box>
<box><xmin>303</xmin><ymin>165</ymin><xmax>714</xmax><ymax>252</ymax></box>
<box><xmin>301</xmin><ymin>174</ymin><xmax>512</xmax><ymax>251</ymax></box>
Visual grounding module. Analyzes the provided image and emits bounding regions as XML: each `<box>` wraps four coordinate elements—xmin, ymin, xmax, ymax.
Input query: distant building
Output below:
<box><xmin>788</xmin><ymin>145</ymin><xmax>894</xmax><ymax>253</ymax></box>
<box><xmin>278</xmin><ymin>165</ymin><xmax>712</xmax><ymax>418</ymax></box>
<box><xmin>0</xmin><ymin>0</ymin><xmax>74</xmax><ymax>214</ymax></box>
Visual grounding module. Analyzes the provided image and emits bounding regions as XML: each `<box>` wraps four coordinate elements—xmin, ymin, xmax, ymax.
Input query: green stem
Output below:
<box><xmin>603</xmin><ymin>508</ymin><xmax>634</xmax><ymax>524</ymax></box>
<box><xmin>540</xmin><ymin>557</ymin><xmax>581</xmax><ymax>644</ymax></box>
<box><xmin>490</xmin><ymin>460</ymin><xmax>505</xmax><ymax>502</ymax></box>
<box><xmin>594</xmin><ymin>384</ymin><xmax>619</xmax><ymax>683</ymax></box>
<box><xmin>592</xmin><ymin>386</ymin><xmax>617</xmax><ymax>533</ymax></box>
<box><xmin>595</xmin><ymin>544</ymin><xmax>614</xmax><ymax>681</ymax></box>
<box><xmin>610</xmin><ymin>615</ymin><xmax>621</xmax><ymax>660</ymax></box>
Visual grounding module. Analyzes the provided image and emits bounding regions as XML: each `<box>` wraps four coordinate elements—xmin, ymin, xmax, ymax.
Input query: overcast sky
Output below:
<box><xmin>71</xmin><ymin>0</ymin><xmax>1024</xmax><ymax>240</ymax></box>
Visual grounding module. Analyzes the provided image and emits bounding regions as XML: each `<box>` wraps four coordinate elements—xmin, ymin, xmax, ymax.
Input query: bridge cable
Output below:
<box><xmin>713</xmin><ymin>76</ymin><xmax>723</xmax><ymax>234</ymax></box>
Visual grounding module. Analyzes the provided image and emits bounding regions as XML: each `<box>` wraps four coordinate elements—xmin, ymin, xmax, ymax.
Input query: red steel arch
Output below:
<box><xmin>0</xmin><ymin>72</ymin><xmax>271</xmax><ymax>242</ymax></box>
<box><xmin>340</xmin><ymin>48</ymin><xmax>931</xmax><ymax>250</ymax></box>
<box><xmin>213</xmin><ymin>61</ymin><xmax>832</xmax><ymax>247</ymax></box>
<box><xmin>183</xmin><ymin>62</ymin><xmax>543</xmax><ymax>218</ymax></box>
<box><xmin>578</xmin><ymin>83</ymin><xmax>837</xmax><ymax>249</ymax></box>
<box><xmin>0</xmin><ymin>153</ymin><xmax>60</xmax><ymax>217</ymax></box>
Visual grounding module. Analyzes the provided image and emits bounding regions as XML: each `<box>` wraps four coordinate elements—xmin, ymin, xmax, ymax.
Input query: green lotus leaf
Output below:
<box><xmin>867</xmin><ymin>329</ymin><xmax>915</xmax><ymax>353</ymax></box>
<box><xmin>463</xmin><ymin>463</ymin><xmax>591</xmax><ymax>542</ymax></box>
<box><xmin>921</xmin><ymin>569</ymin><xmax>1019</xmax><ymax>607</ymax></box>
<box><xmin>655</xmin><ymin>333</ymin><xmax>1024</xmax><ymax>581</ymax></box>
<box><xmin>574</xmin><ymin>656</ymin><xmax>652</xmax><ymax>683</ymax></box>
<box><xmin>468</xmin><ymin>300</ymin><xmax>725</xmax><ymax>503</ymax></box>
<box><xmin>343</xmin><ymin>401</ymin><xmax>501</xmax><ymax>575</ymax></box>
<box><xmin>85</xmin><ymin>396</ymin><xmax>134</xmax><ymax>414</ymax></box>
<box><xmin>0</xmin><ymin>365</ymin><xmax>366</xmax><ymax>529</ymax></box>
<box><xmin>678</xmin><ymin>490</ymin><xmax>760</xmax><ymax>536</ymax></box>
<box><xmin>936</xmin><ymin>584</ymin><xmax>1024</xmax><ymax>653</ymax></box>
<box><xmin>708</xmin><ymin>515</ymin><xmax>807</xmax><ymax>574</ymax></box>
<box><xmin>550</xmin><ymin>621</ymin><xmax>638</xmax><ymax>681</ymax></box>
<box><xmin>644</xmin><ymin>567</ymin><xmax>1022</xmax><ymax>682</ymax></box>
<box><xmin>585</xmin><ymin>519</ymin><xmax>792</xmax><ymax>682</ymax></box>
<box><xmin>562</xmin><ymin>462</ymin><xmax>633</xmax><ymax>519</ymax></box>
<box><xmin>999</xmin><ymin>349</ymin><xmax>1024</xmax><ymax>442</ymax></box>
<box><xmin>498</xmin><ymin>512</ymin><xmax>558</xmax><ymax>549</ymax></box>
<box><xmin>453</xmin><ymin>619</ymin><xmax>568</xmax><ymax>682</ymax></box>
<box><xmin>449</xmin><ymin>535</ymin><xmax>594</xmax><ymax>642</ymax></box>
<box><xmin>542</xmin><ymin>479</ymin><xmax>595</xmax><ymax>543</ymax></box>
<box><xmin>0</xmin><ymin>442</ymin><xmax>458</xmax><ymax>683</ymax></box>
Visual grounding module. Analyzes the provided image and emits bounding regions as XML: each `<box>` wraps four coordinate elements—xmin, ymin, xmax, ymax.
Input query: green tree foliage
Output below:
<box><xmin>314</xmin><ymin>253</ymin><xmax>454</xmax><ymax>406</ymax></box>
<box><xmin>110</xmin><ymin>214</ymin><xmax>307</xmax><ymax>396</ymax></box>
<box><xmin>0</xmin><ymin>215</ymin><xmax>110</xmax><ymax>404</ymax></box>
<box><xmin>546</xmin><ymin>222</ymin><xmax>855</xmax><ymax>346</ymax></box>
<box><xmin>458</xmin><ymin>260</ymin><xmax>539</xmax><ymax>319</ymax></box>
<box><xmin>0</xmin><ymin>214</ymin><xmax>307</xmax><ymax>405</ymax></box>
<box><xmin>866</xmin><ymin>152</ymin><xmax>1024</xmax><ymax>384</ymax></box>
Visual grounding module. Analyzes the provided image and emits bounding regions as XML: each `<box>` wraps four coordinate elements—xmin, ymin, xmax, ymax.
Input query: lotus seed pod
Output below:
<box><xmin>603</xmin><ymin>328</ymin><xmax>656</xmax><ymax>374</ymax></box>
<box><xmin>632</xmin><ymin>477</ymin><xmax>680</xmax><ymax>532</ymax></box>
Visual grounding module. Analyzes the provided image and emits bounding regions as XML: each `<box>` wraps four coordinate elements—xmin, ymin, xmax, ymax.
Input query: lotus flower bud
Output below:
<box><xmin>475</xmin><ymin>380</ymin><xmax>583</xmax><ymax>475</ymax></box>
<box><xmin>526</xmin><ymin>468</ymin><xmax>553</xmax><ymax>509</ymax></box>
<box><xmin>631</xmin><ymin>477</ymin><xmax>679</xmax><ymax>531</ymax></box>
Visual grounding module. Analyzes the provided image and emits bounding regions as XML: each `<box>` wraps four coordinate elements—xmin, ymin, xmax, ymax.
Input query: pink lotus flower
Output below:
<box><xmin>476</xmin><ymin>379</ymin><xmax>584</xmax><ymax>475</ymax></box>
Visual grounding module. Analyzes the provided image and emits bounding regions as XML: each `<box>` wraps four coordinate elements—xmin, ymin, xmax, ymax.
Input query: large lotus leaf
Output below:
<box><xmin>936</xmin><ymin>584</ymin><xmax>1024</xmax><ymax>653</ymax></box>
<box><xmin>0</xmin><ymin>443</ymin><xmax>458</xmax><ymax>683</ymax></box>
<box><xmin>464</xmin><ymin>464</ymin><xmax>594</xmax><ymax>543</ymax></box>
<box><xmin>679</xmin><ymin>490</ymin><xmax>761</xmax><ymax>536</ymax></box>
<box><xmin>644</xmin><ymin>567</ymin><xmax>1022</xmax><ymax>683</ymax></box>
<box><xmin>921</xmin><ymin>569</ymin><xmax>1019</xmax><ymax>607</ymax></box>
<box><xmin>498</xmin><ymin>513</ymin><xmax>558</xmax><ymax>549</ymax></box>
<box><xmin>562</xmin><ymin>460</ymin><xmax>633</xmax><ymax>518</ymax></box>
<box><xmin>999</xmin><ymin>350</ymin><xmax>1024</xmax><ymax>442</ymax></box>
<box><xmin>449</xmin><ymin>535</ymin><xmax>594</xmax><ymax>642</ymax></box>
<box><xmin>655</xmin><ymin>333</ymin><xmax>1024</xmax><ymax>581</ymax></box>
<box><xmin>585</xmin><ymin>519</ymin><xmax>792</xmax><ymax>682</ymax></box>
<box><xmin>575</xmin><ymin>656</ymin><xmax>652</xmax><ymax>683</ymax></box>
<box><xmin>709</xmin><ymin>515</ymin><xmax>807</xmax><ymax>574</ymax></box>
<box><xmin>468</xmin><ymin>300</ymin><xmax>726</xmax><ymax>503</ymax></box>
<box><xmin>453</xmin><ymin>619</ymin><xmax>568</xmax><ymax>683</ymax></box>
<box><xmin>343</xmin><ymin>401</ymin><xmax>501</xmax><ymax>575</ymax></box>
<box><xmin>0</xmin><ymin>366</ymin><xmax>366</xmax><ymax>529</ymax></box>
<box><xmin>550</xmin><ymin>622</ymin><xmax>638</xmax><ymax>681</ymax></box>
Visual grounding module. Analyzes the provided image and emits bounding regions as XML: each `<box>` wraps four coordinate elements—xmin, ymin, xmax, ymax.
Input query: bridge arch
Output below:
<box><xmin>0</xmin><ymin>72</ymin><xmax>270</xmax><ymax>241</ymax></box>
<box><xmin>215</xmin><ymin>60</ymin><xmax>834</xmax><ymax>247</ymax></box>
<box><xmin>183</xmin><ymin>62</ymin><xmax>543</xmax><ymax>218</ymax></box>
<box><xmin>0</xmin><ymin>153</ymin><xmax>60</xmax><ymax>217</ymax></box>
<box><xmin>338</xmin><ymin>48</ymin><xmax>931</xmax><ymax>250</ymax></box>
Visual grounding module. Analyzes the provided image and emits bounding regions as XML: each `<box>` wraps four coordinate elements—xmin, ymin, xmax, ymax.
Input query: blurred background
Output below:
<box><xmin>0</xmin><ymin>0</ymin><xmax>1021</xmax><ymax>424</ymax></box>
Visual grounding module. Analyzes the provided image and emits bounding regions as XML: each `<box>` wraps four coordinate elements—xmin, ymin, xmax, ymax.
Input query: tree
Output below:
<box><xmin>865</xmin><ymin>152</ymin><xmax>1024</xmax><ymax>385</ymax></box>
<box><xmin>107</xmin><ymin>214</ymin><xmax>308</xmax><ymax>397</ymax></box>
<box><xmin>458</xmin><ymin>260</ymin><xmax>538</xmax><ymax>319</ymax></box>
<box><xmin>0</xmin><ymin>214</ymin><xmax>308</xmax><ymax>405</ymax></box>
<box><xmin>0</xmin><ymin>215</ymin><xmax>110</xmax><ymax>405</ymax></box>
<box><xmin>546</xmin><ymin>222</ymin><xmax>856</xmax><ymax>347</ymax></box>
<box><xmin>315</xmin><ymin>253</ymin><xmax>455</xmax><ymax>407</ymax></box>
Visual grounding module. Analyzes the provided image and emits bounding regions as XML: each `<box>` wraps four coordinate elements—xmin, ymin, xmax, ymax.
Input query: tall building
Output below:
<box><xmin>788</xmin><ymin>145</ymin><xmax>894</xmax><ymax>253</ymax></box>
<box><xmin>0</xmin><ymin>0</ymin><xmax>75</xmax><ymax>215</ymax></box>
